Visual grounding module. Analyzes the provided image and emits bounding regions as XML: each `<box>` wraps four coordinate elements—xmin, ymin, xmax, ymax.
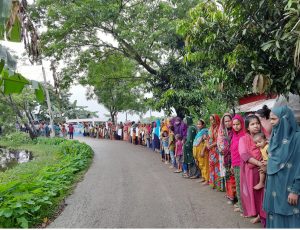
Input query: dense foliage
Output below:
<box><xmin>0</xmin><ymin>133</ymin><xmax>93</xmax><ymax>228</ymax></box>
<box><xmin>28</xmin><ymin>0</ymin><xmax>300</xmax><ymax>118</ymax></box>
<box><xmin>179</xmin><ymin>0</ymin><xmax>300</xmax><ymax>98</ymax></box>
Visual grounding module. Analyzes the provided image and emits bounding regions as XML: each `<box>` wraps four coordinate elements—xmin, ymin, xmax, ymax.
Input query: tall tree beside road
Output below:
<box><xmin>84</xmin><ymin>53</ymin><xmax>146</xmax><ymax>123</ymax></box>
<box><xmin>32</xmin><ymin>0</ymin><xmax>201</xmax><ymax>118</ymax></box>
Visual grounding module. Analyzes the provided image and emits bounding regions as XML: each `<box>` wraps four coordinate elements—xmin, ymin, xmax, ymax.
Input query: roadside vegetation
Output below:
<box><xmin>0</xmin><ymin>132</ymin><xmax>93</xmax><ymax>228</ymax></box>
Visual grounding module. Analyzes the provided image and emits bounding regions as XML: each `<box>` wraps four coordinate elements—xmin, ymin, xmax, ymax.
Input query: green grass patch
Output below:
<box><xmin>0</xmin><ymin>133</ymin><xmax>93</xmax><ymax>228</ymax></box>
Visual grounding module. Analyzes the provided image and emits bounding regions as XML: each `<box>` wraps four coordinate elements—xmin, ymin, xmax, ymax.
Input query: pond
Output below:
<box><xmin>0</xmin><ymin>147</ymin><xmax>33</xmax><ymax>172</ymax></box>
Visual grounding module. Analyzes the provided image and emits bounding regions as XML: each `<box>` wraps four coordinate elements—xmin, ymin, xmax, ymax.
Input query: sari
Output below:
<box><xmin>193</xmin><ymin>128</ymin><xmax>209</xmax><ymax>181</ymax></box>
<box><xmin>217</xmin><ymin>113</ymin><xmax>235</xmax><ymax>201</ymax></box>
<box><xmin>208</xmin><ymin>114</ymin><xmax>224</xmax><ymax>191</ymax></box>
<box><xmin>239</xmin><ymin>132</ymin><xmax>266</xmax><ymax>224</ymax></box>
<box><xmin>152</xmin><ymin>120</ymin><xmax>160</xmax><ymax>150</ymax></box>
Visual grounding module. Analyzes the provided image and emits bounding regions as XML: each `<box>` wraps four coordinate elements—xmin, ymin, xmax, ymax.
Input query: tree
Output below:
<box><xmin>179</xmin><ymin>0</ymin><xmax>300</xmax><ymax>99</ymax></box>
<box><xmin>36</xmin><ymin>84</ymin><xmax>98</xmax><ymax>122</ymax></box>
<box><xmin>32</xmin><ymin>0</ymin><xmax>201</xmax><ymax>118</ymax></box>
<box><xmin>85</xmin><ymin>53</ymin><xmax>146</xmax><ymax>123</ymax></box>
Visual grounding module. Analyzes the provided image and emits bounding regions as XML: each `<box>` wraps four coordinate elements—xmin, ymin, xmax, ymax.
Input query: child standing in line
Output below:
<box><xmin>168</xmin><ymin>125</ymin><xmax>176</xmax><ymax>169</ymax></box>
<box><xmin>174</xmin><ymin>134</ymin><xmax>183</xmax><ymax>173</ymax></box>
<box><xmin>253</xmin><ymin>132</ymin><xmax>268</xmax><ymax>190</ymax></box>
<box><xmin>162</xmin><ymin>130</ymin><xmax>170</xmax><ymax>164</ymax></box>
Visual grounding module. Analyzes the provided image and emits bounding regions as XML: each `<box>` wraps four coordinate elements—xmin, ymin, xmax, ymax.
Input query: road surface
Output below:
<box><xmin>49</xmin><ymin>137</ymin><xmax>261</xmax><ymax>228</ymax></box>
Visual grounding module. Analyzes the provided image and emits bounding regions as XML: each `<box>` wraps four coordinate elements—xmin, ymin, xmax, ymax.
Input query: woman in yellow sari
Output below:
<box><xmin>192</xmin><ymin>119</ymin><xmax>209</xmax><ymax>183</ymax></box>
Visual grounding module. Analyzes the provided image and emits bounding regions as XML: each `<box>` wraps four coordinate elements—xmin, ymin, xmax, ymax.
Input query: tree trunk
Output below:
<box><xmin>110</xmin><ymin>110</ymin><xmax>115</xmax><ymax>124</ymax></box>
<box><xmin>8</xmin><ymin>96</ymin><xmax>37</xmax><ymax>140</ymax></box>
<box><xmin>174</xmin><ymin>106</ymin><xmax>188</xmax><ymax>120</ymax></box>
<box><xmin>25</xmin><ymin>109</ymin><xmax>38</xmax><ymax>136</ymax></box>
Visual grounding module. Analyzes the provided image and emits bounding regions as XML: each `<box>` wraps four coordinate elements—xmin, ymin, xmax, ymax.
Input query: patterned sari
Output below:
<box><xmin>208</xmin><ymin>114</ymin><xmax>224</xmax><ymax>191</ymax></box>
<box><xmin>217</xmin><ymin>113</ymin><xmax>235</xmax><ymax>200</ymax></box>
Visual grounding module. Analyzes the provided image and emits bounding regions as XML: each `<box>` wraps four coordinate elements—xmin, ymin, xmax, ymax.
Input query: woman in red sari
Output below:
<box><xmin>239</xmin><ymin>114</ymin><xmax>266</xmax><ymax>226</ymax></box>
<box><xmin>208</xmin><ymin>114</ymin><xmax>224</xmax><ymax>191</ymax></box>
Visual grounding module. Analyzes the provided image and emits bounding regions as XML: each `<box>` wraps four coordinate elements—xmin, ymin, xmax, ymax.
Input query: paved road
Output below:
<box><xmin>49</xmin><ymin>137</ymin><xmax>261</xmax><ymax>228</ymax></box>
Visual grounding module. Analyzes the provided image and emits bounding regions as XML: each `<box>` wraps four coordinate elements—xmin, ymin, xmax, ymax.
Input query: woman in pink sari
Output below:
<box><xmin>238</xmin><ymin>114</ymin><xmax>266</xmax><ymax>226</ymax></box>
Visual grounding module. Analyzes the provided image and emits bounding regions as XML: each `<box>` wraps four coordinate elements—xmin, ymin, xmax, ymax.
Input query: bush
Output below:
<box><xmin>1</xmin><ymin>132</ymin><xmax>34</xmax><ymax>146</ymax></box>
<box><xmin>0</xmin><ymin>138</ymin><xmax>93</xmax><ymax>228</ymax></box>
<box><xmin>36</xmin><ymin>137</ymin><xmax>65</xmax><ymax>146</ymax></box>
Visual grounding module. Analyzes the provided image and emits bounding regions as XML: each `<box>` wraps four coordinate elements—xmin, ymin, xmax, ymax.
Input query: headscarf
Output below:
<box><xmin>209</xmin><ymin>114</ymin><xmax>220</xmax><ymax>144</ymax></box>
<box><xmin>217</xmin><ymin>113</ymin><xmax>233</xmax><ymax>154</ymax></box>
<box><xmin>193</xmin><ymin>128</ymin><xmax>208</xmax><ymax>146</ymax></box>
<box><xmin>171</xmin><ymin>116</ymin><xmax>187</xmax><ymax>138</ymax></box>
<box><xmin>268</xmin><ymin>106</ymin><xmax>300</xmax><ymax>174</ymax></box>
<box><xmin>230</xmin><ymin>114</ymin><xmax>246</xmax><ymax>159</ymax></box>
<box><xmin>161</xmin><ymin>121</ymin><xmax>169</xmax><ymax>134</ymax></box>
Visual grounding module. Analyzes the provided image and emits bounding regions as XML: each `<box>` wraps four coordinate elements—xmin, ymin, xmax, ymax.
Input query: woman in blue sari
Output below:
<box><xmin>263</xmin><ymin>105</ymin><xmax>300</xmax><ymax>228</ymax></box>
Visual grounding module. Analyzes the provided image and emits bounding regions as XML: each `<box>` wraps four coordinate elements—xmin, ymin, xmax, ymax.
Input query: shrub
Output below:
<box><xmin>1</xmin><ymin>132</ymin><xmax>34</xmax><ymax>146</ymax></box>
<box><xmin>0</xmin><ymin>138</ymin><xmax>93</xmax><ymax>228</ymax></box>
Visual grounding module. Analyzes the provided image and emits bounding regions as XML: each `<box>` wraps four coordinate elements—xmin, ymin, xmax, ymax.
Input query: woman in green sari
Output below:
<box><xmin>263</xmin><ymin>105</ymin><xmax>300</xmax><ymax>228</ymax></box>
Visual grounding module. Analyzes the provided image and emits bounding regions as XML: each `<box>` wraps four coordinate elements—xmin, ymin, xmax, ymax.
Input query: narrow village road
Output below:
<box><xmin>49</xmin><ymin>137</ymin><xmax>260</xmax><ymax>228</ymax></box>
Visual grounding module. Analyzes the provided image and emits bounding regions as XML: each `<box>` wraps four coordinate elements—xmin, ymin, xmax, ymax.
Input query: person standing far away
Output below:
<box><xmin>168</xmin><ymin>125</ymin><xmax>176</xmax><ymax>169</ymax></box>
<box><xmin>263</xmin><ymin>105</ymin><xmax>300</xmax><ymax>228</ymax></box>
<box><xmin>174</xmin><ymin>134</ymin><xmax>183</xmax><ymax>173</ymax></box>
<box><xmin>68</xmin><ymin>123</ymin><xmax>74</xmax><ymax>139</ymax></box>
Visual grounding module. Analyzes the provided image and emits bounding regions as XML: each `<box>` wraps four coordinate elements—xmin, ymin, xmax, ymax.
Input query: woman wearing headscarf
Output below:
<box><xmin>230</xmin><ymin>114</ymin><xmax>246</xmax><ymax>213</ymax></box>
<box><xmin>239</xmin><ymin>115</ymin><xmax>266</xmax><ymax>226</ymax></box>
<box><xmin>193</xmin><ymin>119</ymin><xmax>209</xmax><ymax>182</ymax></box>
<box><xmin>208</xmin><ymin>114</ymin><xmax>224</xmax><ymax>191</ymax></box>
<box><xmin>263</xmin><ymin>106</ymin><xmax>300</xmax><ymax>228</ymax></box>
<box><xmin>153</xmin><ymin>119</ymin><xmax>161</xmax><ymax>151</ymax></box>
<box><xmin>217</xmin><ymin>113</ymin><xmax>235</xmax><ymax>203</ymax></box>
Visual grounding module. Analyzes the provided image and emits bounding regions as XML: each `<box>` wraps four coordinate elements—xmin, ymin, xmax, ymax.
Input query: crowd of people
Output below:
<box><xmin>85</xmin><ymin>105</ymin><xmax>300</xmax><ymax>228</ymax></box>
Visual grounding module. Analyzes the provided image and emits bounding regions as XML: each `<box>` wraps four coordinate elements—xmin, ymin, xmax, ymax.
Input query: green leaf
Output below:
<box><xmin>0</xmin><ymin>59</ymin><xmax>4</xmax><ymax>72</ymax></box>
<box><xmin>261</xmin><ymin>41</ymin><xmax>274</xmax><ymax>51</ymax></box>
<box><xmin>14</xmin><ymin>202</ymin><xmax>22</xmax><ymax>208</ymax></box>
<box><xmin>1</xmin><ymin>208</ymin><xmax>13</xmax><ymax>218</ymax></box>
<box><xmin>17</xmin><ymin>217</ymin><xmax>29</xmax><ymax>228</ymax></box>
<box><xmin>26</xmin><ymin>200</ymin><xmax>35</xmax><ymax>205</ymax></box>
<box><xmin>2</xmin><ymin>73</ymin><xmax>30</xmax><ymax>95</ymax></box>
<box><xmin>35</xmin><ymin>83</ymin><xmax>45</xmax><ymax>103</ymax></box>
<box><xmin>31</xmin><ymin>205</ymin><xmax>41</xmax><ymax>212</ymax></box>
<box><xmin>15</xmin><ymin>208</ymin><xmax>26</xmax><ymax>215</ymax></box>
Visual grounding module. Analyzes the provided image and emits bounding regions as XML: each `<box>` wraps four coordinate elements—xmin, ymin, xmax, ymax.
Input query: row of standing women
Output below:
<box><xmin>192</xmin><ymin>106</ymin><xmax>300</xmax><ymax>228</ymax></box>
<box><xmin>85</xmin><ymin>105</ymin><xmax>300</xmax><ymax>228</ymax></box>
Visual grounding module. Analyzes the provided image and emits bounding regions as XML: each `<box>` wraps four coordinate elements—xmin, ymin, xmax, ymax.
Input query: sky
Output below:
<box><xmin>0</xmin><ymin>39</ymin><xmax>166</xmax><ymax>122</ymax></box>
